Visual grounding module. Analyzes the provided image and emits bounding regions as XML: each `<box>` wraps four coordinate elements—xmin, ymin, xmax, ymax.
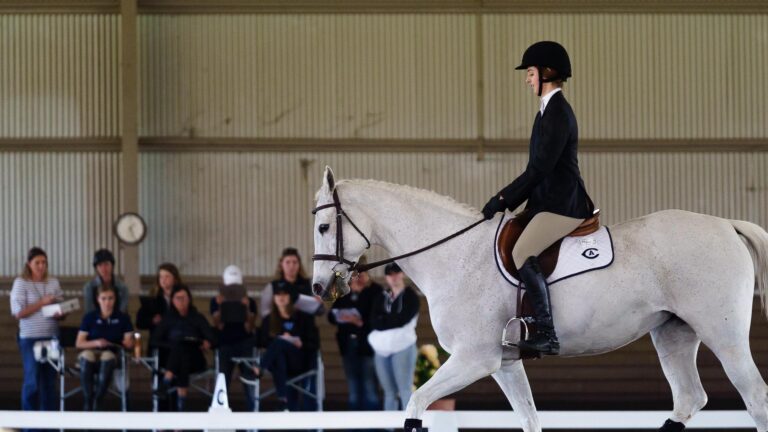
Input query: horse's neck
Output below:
<box><xmin>344</xmin><ymin>182</ymin><xmax>484</xmax><ymax>297</ymax></box>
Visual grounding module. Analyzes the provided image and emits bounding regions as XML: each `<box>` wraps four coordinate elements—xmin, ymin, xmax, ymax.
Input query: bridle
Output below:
<box><xmin>311</xmin><ymin>188</ymin><xmax>371</xmax><ymax>273</ymax></box>
<box><xmin>311</xmin><ymin>188</ymin><xmax>486</xmax><ymax>282</ymax></box>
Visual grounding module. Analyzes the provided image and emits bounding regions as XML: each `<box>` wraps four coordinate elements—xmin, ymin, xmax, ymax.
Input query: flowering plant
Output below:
<box><xmin>413</xmin><ymin>344</ymin><xmax>447</xmax><ymax>389</ymax></box>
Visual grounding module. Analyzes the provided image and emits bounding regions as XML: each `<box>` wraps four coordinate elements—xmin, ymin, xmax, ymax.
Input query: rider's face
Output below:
<box><xmin>525</xmin><ymin>67</ymin><xmax>539</xmax><ymax>95</ymax></box>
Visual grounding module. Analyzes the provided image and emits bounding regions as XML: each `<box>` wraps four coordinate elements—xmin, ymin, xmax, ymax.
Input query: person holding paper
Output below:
<box><xmin>254</xmin><ymin>283</ymin><xmax>319</xmax><ymax>411</ymax></box>
<box><xmin>76</xmin><ymin>285</ymin><xmax>134</xmax><ymax>411</ymax></box>
<box><xmin>210</xmin><ymin>265</ymin><xmax>257</xmax><ymax>411</ymax></box>
<box><xmin>328</xmin><ymin>256</ymin><xmax>383</xmax><ymax>412</ymax></box>
<box><xmin>260</xmin><ymin>247</ymin><xmax>323</xmax><ymax>317</ymax></box>
<box><xmin>10</xmin><ymin>247</ymin><xmax>63</xmax><ymax>416</ymax></box>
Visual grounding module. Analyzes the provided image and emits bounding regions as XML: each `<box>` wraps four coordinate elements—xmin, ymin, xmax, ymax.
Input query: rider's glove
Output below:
<box><xmin>481</xmin><ymin>195</ymin><xmax>507</xmax><ymax>220</ymax></box>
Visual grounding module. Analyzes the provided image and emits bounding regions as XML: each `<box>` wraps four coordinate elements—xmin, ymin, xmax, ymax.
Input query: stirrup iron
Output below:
<box><xmin>501</xmin><ymin>317</ymin><xmax>533</xmax><ymax>348</ymax></box>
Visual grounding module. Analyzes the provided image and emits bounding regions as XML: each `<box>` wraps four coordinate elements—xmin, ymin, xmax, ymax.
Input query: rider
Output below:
<box><xmin>482</xmin><ymin>41</ymin><xmax>595</xmax><ymax>356</ymax></box>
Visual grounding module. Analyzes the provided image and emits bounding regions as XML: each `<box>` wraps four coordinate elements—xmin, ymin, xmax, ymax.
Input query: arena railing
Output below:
<box><xmin>0</xmin><ymin>410</ymin><xmax>755</xmax><ymax>431</ymax></box>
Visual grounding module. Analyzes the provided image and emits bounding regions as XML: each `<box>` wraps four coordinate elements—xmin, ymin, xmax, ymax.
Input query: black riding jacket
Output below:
<box><xmin>499</xmin><ymin>91</ymin><xmax>594</xmax><ymax>219</ymax></box>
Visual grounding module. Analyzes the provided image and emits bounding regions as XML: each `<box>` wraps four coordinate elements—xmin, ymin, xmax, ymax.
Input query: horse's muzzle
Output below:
<box><xmin>312</xmin><ymin>283</ymin><xmax>324</xmax><ymax>296</ymax></box>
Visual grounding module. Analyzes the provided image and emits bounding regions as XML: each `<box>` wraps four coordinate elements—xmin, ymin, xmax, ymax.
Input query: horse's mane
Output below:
<box><xmin>335</xmin><ymin>179</ymin><xmax>481</xmax><ymax>218</ymax></box>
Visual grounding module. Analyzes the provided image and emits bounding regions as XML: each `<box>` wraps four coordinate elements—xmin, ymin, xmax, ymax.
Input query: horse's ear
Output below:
<box><xmin>323</xmin><ymin>166</ymin><xmax>336</xmax><ymax>192</ymax></box>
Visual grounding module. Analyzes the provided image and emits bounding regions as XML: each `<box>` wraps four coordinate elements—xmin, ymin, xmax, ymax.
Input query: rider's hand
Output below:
<box><xmin>482</xmin><ymin>195</ymin><xmax>506</xmax><ymax>220</ymax></box>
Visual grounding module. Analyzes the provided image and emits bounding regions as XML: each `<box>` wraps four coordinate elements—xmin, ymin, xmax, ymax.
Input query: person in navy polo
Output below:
<box><xmin>76</xmin><ymin>285</ymin><xmax>134</xmax><ymax>411</ymax></box>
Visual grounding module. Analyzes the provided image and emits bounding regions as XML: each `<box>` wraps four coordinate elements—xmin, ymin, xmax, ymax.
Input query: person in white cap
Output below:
<box><xmin>210</xmin><ymin>265</ymin><xmax>258</xmax><ymax>411</ymax></box>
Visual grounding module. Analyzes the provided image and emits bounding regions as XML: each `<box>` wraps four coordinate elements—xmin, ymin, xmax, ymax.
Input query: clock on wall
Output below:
<box><xmin>113</xmin><ymin>212</ymin><xmax>147</xmax><ymax>246</ymax></box>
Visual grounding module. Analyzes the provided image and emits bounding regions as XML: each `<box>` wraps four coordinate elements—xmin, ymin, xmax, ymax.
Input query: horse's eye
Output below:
<box><xmin>318</xmin><ymin>224</ymin><xmax>330</xmax><ymax>234</ymax></box>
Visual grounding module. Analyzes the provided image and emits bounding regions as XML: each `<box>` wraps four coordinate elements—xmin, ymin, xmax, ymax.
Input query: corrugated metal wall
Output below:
<box><xmin>2</xmin><ymin>13</ymin><xmax>767</xmax><ymax>277</ymax></box>
<box><xmin>2</xmin><ymin>13</ymin><xmax>766</xmax><ymax>140</ymax></box>
<box><xmin>139</xmin><ymin>14</ymin><xmax>478</xmax><ymax>139</ymax></box>
<box><xmin>138</xmin><ymin>151</ymin><xmax>768</xmax><ymax>276</ymax></box>
<box><xmin>0</xmin><ymin>152</ymin><xmax>122</xmax><ymax>276</ymax></box>
<box><xmin>484</xmin><ymin>14</ymin><xmax>768</xmax><ymax>139</ymax></box>
<box><xmin>0</xmin><ymin>14</ymin><xmax>121</xmax><ymax>138</ymax></box>
<box><xmin>137</xmin><ymin>13</ymin><xmax>768</xmax><ymax>140</ymax></box>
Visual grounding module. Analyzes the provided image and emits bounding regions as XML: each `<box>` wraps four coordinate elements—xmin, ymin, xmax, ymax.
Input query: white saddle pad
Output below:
<box><xmin>494</xmin><ymin>212</ymin><xmax>615</xmax><ymax>287</ymax></box>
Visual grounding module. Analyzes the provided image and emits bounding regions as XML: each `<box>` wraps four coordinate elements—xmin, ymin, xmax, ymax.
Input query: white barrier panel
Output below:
<box><xmin>0</xmin><ymin>410</ymin><xmax>756</xmax><ymax>430</ymax></box>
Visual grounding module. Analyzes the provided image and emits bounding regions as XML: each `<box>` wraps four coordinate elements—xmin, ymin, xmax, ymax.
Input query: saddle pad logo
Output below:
<box><xmin>494</xmin><ymin>215</ymin><xmax>614</xmax><ymax>287</ymax></box>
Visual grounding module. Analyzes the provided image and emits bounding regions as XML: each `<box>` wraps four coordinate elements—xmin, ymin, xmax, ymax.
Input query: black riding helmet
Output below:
<box><xmin>515</xmin><ymin>41</ymin><xmax>571</xmax><ymax>96</ymax></box>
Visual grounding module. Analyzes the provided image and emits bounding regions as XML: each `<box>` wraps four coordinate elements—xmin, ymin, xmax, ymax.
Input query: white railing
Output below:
<box><xmin>0</xmin><ymin>410</ymin><xmax>755</xmax><ymax>430</ymax></box>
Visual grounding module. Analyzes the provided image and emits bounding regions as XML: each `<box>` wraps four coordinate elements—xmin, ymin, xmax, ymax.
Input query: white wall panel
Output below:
<box><xmin>0</xmin><ymin>152</ymin><xmax>122</xmax><ymax>276</ymax></box>
<box><xmin>137</xmin><ymin>151</ymin><xmax>767</xmax><ymax>277</ymax></box>
<box><xmin>0</xmin><ymin>14</ymin><xmax>121</xmax><ymax>138</ymax></box>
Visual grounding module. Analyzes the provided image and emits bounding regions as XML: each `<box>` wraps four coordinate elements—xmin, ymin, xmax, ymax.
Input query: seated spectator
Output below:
<box><xmin>254</xmin><ymin>283</ymin><xmax>319</xmax><ymax>411</ymax></box>
<box><xmin>260</xmin><ymin>247</ymin><xmax>323</xmax><ymax>317</ymax></box>
<box><xmin>136</xmin><ymin>263</ymin><xmax>180</xmax><ymax>361</ymax></box>
<box><xmin>328</xmin><ymin>256</ymin><xmax>383</xmax><ymax>412</ymax></box>
<box><xmin>75</xmin><ymin>285</ymin><xmax>134</xmax><ymax>411</ymax></box>
<box><xmin>210</xmin><ymin>265</ymin><xmax>257</xmax><ymax>411</ymax></box>
<box><xmin>151</xmin><ymin>284</ymin><xmax>216</xmax><ymax>412</ymax></box>
<box><xmin>11</xmin><ymin>247</ymin><xmax>64</xmax><ymax>415</ymax></box>
<box><xmin>368</xmin><ymin>263</ymin><xmax>420</xmax><ymax>411</ymax></box>
<box><xmin>83</xmin><ymin>249</ymin><xmax>129</xmax><ymax>314</ymax></box>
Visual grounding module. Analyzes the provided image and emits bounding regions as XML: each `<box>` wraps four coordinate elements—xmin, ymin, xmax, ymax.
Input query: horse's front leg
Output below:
<box><xmin>404</xmin><ymin>350</ymin><xmax>500</xmax><ymax>431</ymax></box>
<box><xmin>491</xmin><ymin>360</ymin><xmax>541</xmax><ymax>432</ymax></box>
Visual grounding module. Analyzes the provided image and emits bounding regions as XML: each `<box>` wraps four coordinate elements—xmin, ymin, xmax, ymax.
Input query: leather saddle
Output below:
<box><xmin>497</xmin><ymin>210</ymin><xmax>601</xmax><ymax>281</ymax></box>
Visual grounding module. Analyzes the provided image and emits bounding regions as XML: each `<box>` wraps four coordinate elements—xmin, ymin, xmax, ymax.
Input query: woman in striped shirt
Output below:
<box><xmin>11</xmin><ymin>247</ymin><xmax>63</xmax><ymax>411</ymax></box>
<box><xmin>10</xmin><ymin>247</ymin><xmax>64</xmax><ymax>413</ymax></box>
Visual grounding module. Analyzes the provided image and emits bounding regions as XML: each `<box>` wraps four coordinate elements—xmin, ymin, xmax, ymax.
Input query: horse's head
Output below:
<box><xmin>311</xmin><ymin>166</ymin><xmax>371</xmax><ymax>302</ymax></box>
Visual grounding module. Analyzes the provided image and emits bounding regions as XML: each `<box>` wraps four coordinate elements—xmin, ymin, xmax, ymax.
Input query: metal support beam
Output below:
<box><xmin>121</xmin><ymin>0</ymin><xmax>140</xmax><ymax>295</ymax></box>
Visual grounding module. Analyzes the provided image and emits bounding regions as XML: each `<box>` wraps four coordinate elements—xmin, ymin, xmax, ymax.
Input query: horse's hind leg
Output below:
<box><xmin>491</xmin><ymin>360</ymin><xmax>541</xmax><ymax>432</ymax></box>
<box><xmin>650</xmin><ymin>318</ymin><xmax>708</xmax><ymax>430</ymax></box>
<box><xmin>702</xmin><ymin>331</ymin><xmax>768</xmax><ymax>430</ymax></box>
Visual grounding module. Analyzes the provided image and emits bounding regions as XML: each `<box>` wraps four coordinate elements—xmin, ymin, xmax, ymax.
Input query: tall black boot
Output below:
<box><xmin>93</xmin><ymin>359</ymin><xmax>116</xmax><ymax>411</ymax></box>
<box><xmin>79</xmin><ymin>357</ymin><xmax>97</xmax><ymax>411</ymax></box>
<box><xmin>516</xmin><ymin>256</ymin><xmax>560</xmax><ymax>355</ymax></box>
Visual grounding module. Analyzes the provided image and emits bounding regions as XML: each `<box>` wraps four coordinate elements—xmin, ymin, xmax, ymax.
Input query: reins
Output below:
<box><xmin>312</xmin><ymin>188</ymin><xmax>486</xmax><ymax>273</ymax></box>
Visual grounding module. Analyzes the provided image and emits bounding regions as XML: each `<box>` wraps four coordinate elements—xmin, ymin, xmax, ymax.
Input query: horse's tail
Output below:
<box><xmin>730</xmin><ymin>219</ymin><xmax>768</xmax><ymax>319</ymax></box>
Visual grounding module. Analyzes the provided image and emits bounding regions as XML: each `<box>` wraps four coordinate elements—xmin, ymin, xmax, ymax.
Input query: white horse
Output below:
<box><xmin>310</xmin><ymin>167</ymin><xmax>768</xmax><ymax>432</ymax></box>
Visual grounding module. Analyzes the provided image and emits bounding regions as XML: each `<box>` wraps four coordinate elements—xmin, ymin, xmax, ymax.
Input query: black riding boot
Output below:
<box><xmin>93</xmin><ymin>359</ymin><xmax>116</xmax><ymax>411</ymax></box>
<box><xmin>79</xmin><ymin>357</ymin><xmax>96</xmax><ymax>411</ymax></box>
<box><xmin>516</xmin><ymin>256</ymin><xmax>560</xmax><ymax>356</ymax></box>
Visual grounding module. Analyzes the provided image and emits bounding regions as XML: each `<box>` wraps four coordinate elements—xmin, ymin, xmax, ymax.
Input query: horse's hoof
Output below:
<box><xmin>659</xmin><ymin>419</ymin><xmax>685</xmax><ymax>431</ymax></box>
<box><xmin>403</xmin><ymin>418</ymin><xmax>427</xmax><ymax>432</ymax></box>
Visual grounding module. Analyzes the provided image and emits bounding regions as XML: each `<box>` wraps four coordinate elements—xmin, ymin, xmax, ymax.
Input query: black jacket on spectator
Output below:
<box><xmin>328</xmin><ymin>282</ymin><xmax>384</xmax><ymax>356</ymax></box>
<box><xmin>151</xmin><ymin>306</ymin><xmax>217</xmax><ymax>350</ymax></box>
<box><xmin>136</xmin><ymin>292</ymin><xmax>171</xmax><ymax>332</ymax></box>
<box><xmin>210</xmin><ymin>297</ymin><xmax>257</xmax><ymax>346</ymax></box>
<box><xmin>370</xmin><ymin>287</ymin><xmax>420</xmax><ymax>331</ymax></box>
<box><xmin>280</xmin><ymin>277</ymin><xmax>312</xmax><ymax>296</ymax></box>
<box><xmin>258</xmin><ymin>310</ymin><xmax>319</xmax><ymax>371</ymax></box>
